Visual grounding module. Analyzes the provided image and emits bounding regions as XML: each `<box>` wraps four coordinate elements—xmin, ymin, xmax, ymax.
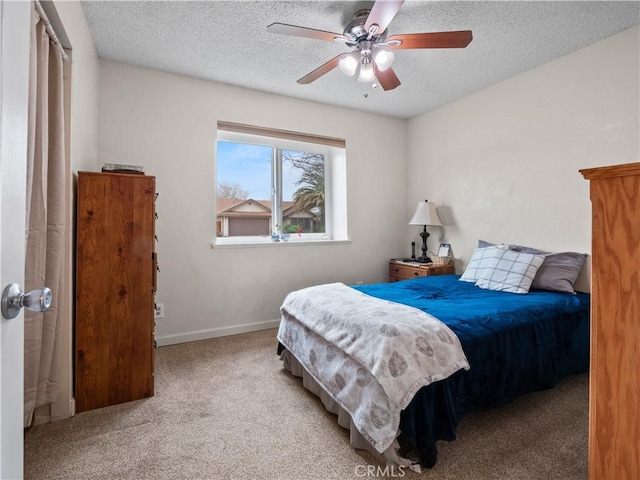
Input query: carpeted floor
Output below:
<box><xmin>24</xmin><ymin>328</ymin><xmax>588</xmax><ymax>480</ymax></box>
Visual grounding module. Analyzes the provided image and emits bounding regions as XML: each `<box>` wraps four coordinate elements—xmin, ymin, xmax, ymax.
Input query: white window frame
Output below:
<box><xmin>214</xmin><ymin>123</ymin><xmax>348</xmax><ymax>247</ymax></box>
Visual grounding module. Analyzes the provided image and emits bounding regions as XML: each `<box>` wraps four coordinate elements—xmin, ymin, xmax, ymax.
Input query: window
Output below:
<box><xmin>215</xmin><ymin>122</ymin><xmax>347</xmax><ymax>245</ymax></box>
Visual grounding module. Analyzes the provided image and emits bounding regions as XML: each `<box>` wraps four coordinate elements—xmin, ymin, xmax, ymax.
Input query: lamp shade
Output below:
<box><xmin>358</xmin><ymin>62</ymin><xmax>375</xmax><ymax>83</ymax></box>
<box><xmin>372</xmin><ymin>48</ymin><xmax>394</xmax><ymax>71</ymax></box>
<box><xmin>339</xmin><ymin>52</ymin><xmax>359</xmax><ymax>76</ymax></box>
<box><xmin>409</xmin><ymin>200</ymin><xmax>442</xmax><ymax>226</ymax></box>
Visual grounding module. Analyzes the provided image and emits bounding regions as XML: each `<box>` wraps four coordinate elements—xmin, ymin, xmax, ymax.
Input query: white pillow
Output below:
<box><xmin>471</xmin><ymin>247</ymin><xmax>545</xmax><ymax>294</ymax></box>
<box><xmin>459</xmin><ymin>246</ymin><xmax>497</xmax><ymax>283</ymax></box>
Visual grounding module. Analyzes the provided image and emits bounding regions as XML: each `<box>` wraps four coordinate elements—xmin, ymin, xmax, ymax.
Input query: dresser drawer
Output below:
<box><xmin>388</xmin><ymin>261</ymin><xmax>455</xmax><ymax>282</ymax></box>
<box><xmin>389</xmin><ymin>263</ymin><xmax>429</xmax><ymax>281</ymax></box>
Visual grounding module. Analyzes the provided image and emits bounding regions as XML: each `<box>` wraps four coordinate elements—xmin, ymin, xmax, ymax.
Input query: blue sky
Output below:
<box><xmin>217</xmin><ymin>141</ymin><xmax>301</xmax><ymax>201</ymax></box>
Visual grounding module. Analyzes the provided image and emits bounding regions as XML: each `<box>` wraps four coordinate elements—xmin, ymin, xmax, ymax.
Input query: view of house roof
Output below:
<box><xmin>216</xmin><ymin>198</ymin><xmax>297</xmax><ymax>217</ymax></box>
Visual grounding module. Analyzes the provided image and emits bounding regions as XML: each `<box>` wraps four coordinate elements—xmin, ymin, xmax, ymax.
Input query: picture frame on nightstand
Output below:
<box><xmin>437</xmin><ymin>243</ymin><xmax>452</xmax><ymax>257</ymax></box>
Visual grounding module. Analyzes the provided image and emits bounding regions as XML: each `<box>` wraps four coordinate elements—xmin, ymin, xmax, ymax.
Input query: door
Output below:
<box><xmin>0</xmin><ymin>1</ymin><xmax>32</xmax><ymax>478</ymax></box>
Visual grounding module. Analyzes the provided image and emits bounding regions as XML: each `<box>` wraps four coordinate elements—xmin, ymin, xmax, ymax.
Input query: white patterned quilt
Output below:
<box><xmin>277</xmin><ymin>282</ymin><xmax>469</xmax><ymax>453</ymax></box>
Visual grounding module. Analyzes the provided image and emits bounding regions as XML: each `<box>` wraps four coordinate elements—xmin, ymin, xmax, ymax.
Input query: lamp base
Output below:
<box><xmin>417</xmin><ymin>227</ymin><xmax>431</xmax><ymax>264</ymax></box>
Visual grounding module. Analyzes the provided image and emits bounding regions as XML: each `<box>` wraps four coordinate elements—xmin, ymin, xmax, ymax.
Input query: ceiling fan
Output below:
<box><xmin>267</xmin><ymin>0</ymin><xmax>472</xmax><ymax>91</ymax></box>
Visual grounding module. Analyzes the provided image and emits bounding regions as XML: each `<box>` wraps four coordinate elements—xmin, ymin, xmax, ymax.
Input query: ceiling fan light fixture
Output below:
<box><xmin>373</xmin><ymin>48</ymin><xmax>394</xmax><ymax>71</ymax></box>
<box><xmin>338</xmin><ymin>52</ymin><xmax>359</xmax><ymax>76</ymax></box>
<box><xmin>358</xmin><ymin>62</ymin><xmax>375</xmax><ymax>83</ymax></box>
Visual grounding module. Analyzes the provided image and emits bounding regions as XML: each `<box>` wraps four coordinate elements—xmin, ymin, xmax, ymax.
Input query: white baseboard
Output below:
<box><xmin>155</xmin><ymin>319</ymin><xmax>281</xmax><ymax>346</ymax></box>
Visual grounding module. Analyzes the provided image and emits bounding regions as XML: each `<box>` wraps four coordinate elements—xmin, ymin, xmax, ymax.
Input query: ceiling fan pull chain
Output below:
<box><xmin>363</xmin><ymin>80</ymin><xmax>378</xmax><ymax>99</ymax></box>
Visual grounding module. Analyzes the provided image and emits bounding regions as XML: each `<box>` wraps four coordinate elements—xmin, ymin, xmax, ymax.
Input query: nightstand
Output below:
<box><xmin>388</xmin><ymin>260</ymin><xmax>455</xmax><ymax>282</ymax></box>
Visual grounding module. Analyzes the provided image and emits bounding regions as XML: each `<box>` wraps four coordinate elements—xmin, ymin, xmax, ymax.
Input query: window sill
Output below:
<box><xmin>211</xmin><ymin>238</ymin><xmax>351</xmax><ymax>249</ymax></box>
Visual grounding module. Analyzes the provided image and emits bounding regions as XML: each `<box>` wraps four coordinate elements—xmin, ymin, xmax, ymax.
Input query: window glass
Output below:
<box><xmin>216</xmin><ymin>141</ymin><xmax>273</xmax><ymax>237</ymax></box>
<box><xmin>215</xmin><ymin>123</ymin><xmax>347</xmax><ymax>245</ymax></box>
<box><xmin>282</xmin><ymin>150</ymin><xmax>325</xmax><ymax>235</ymax></box>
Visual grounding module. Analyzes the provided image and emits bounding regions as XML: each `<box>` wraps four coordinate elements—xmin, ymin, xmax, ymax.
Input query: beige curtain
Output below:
<box><xmin>24</xmin><ymin>4</ymin><xmax>66</xmax><ymax>428</ymax></box>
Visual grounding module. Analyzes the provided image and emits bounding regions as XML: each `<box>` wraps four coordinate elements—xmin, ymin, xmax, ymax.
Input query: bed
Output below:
<box><xmin>277</xmin><ymin>255</ymin><xmax>590</xmax><ymax>469</ymax></box>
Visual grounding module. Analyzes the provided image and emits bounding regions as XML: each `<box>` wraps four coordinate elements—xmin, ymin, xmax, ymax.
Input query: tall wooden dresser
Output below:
<box><xmin>75</xmin><ymin>171</ymin><xmax>156</xmax><ymax>412</ymax></box>
<box><xmin>580</xmin><ymin>163</ymin><xmax>639</xmax><ymax>480</ymax></box>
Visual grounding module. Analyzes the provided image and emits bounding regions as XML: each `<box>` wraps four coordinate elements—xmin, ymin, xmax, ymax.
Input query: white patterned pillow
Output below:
<box><xmin>471</xmin><ymin>247</ymin><xmax>545</xmax><ymax>294</ymax></box>
<box><xmin>459</xmin><ymin>246</ymin><xmax>500</xmax><ymax>283</ymax></box>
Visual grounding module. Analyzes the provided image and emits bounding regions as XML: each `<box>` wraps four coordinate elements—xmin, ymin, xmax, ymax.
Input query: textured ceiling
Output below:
<box><xmin>81</xmin><ymin>1</ymin><xmax>640</xmax><ymax>119</ymax></box>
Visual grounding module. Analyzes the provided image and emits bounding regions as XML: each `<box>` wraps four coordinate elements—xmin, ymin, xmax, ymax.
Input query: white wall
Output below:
<box><xmin>407</xmin><ymin>26</ymin><xmax>640</xmax><ymax>292</ymax></box>
<box><xmin>97</xmin><ymin>61</ymin><xmax>408</xmax><ymax>345</ymax></box>
<box><xmin>56</xmin><ymin>2</ymin><xmax>99</xmax><ymax>175</ymax></box>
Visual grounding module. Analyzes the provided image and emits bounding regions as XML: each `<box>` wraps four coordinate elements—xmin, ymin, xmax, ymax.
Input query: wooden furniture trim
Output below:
<box><xmin>582</xmin><ymin>162</ymin><xmax>640</xmax><ymax>480</ymax></box>
<box><xmin>580</xmin><ymin>161</ymin><xmax>640</xmax><ymax>180</ymax></box>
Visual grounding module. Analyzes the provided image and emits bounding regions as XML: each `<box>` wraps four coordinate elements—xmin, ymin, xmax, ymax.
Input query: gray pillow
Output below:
<box><xmin>479</xmin><ymin>239</ymin><xmax>549</xmax><ymax>255</ymax></box>
<box><xmin>477</xmin><ymin>240</ymin><xmax>586</xmax><ymax>293</ymax></box>
<box><xmin>510</xmin><ymin>244</ymin><xmax>548</xmax><ymax>255</ymax></box>
<box><xmin>531</xmin><ymin>252</ymin><xmax>587</xmax><ymax>294</ymax></box>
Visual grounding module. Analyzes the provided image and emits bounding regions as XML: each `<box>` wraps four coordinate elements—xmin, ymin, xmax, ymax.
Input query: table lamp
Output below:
<box><xmin>408</xmin><ymin>200</ymin><xmax>442</xmax><ymax>263</ymax></box>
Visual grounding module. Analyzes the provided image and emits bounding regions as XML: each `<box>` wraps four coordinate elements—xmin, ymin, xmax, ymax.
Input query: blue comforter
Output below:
<box><xmin>352</xmin><ymin>274</ymin><xmax>590</xmax><ymax>467</ymax></box>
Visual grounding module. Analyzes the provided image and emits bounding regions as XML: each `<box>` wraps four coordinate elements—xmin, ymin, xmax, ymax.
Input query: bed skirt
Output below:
<box><xmin>280</xmin><ymin>348</ymin><xmax>421</xmax><ymax>472</ymax></box>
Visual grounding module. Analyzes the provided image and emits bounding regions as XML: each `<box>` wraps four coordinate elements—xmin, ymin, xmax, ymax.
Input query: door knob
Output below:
<box><xmin>1</xmin><ymin>284</ymin><xmax>52</xmax><ymax>320</ymax></box>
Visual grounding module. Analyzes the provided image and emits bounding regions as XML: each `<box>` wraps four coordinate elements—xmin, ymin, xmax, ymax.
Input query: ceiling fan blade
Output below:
<box><xmin>297</xmin><ymin>54</ymin><xmax>344</xmax><ymax>84</ymax></box>
<box><xmin>267</xmin><ymin>22</ymin><xmax>348</xmax><ymax>43</ymax></box>
<box><xmin>365</xmin><ymin>0</ymin><xmax>405</xmax><ymax>34</ymax></box>
<box><xmin>375</xmin><ymin>66</ymin><xmax>401</xmax><ymax>91</ymax></box>
<box><xmin>387</xmin><ymin>30</ymin><xmax>473</xmax><ymax>49</ymax></box>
